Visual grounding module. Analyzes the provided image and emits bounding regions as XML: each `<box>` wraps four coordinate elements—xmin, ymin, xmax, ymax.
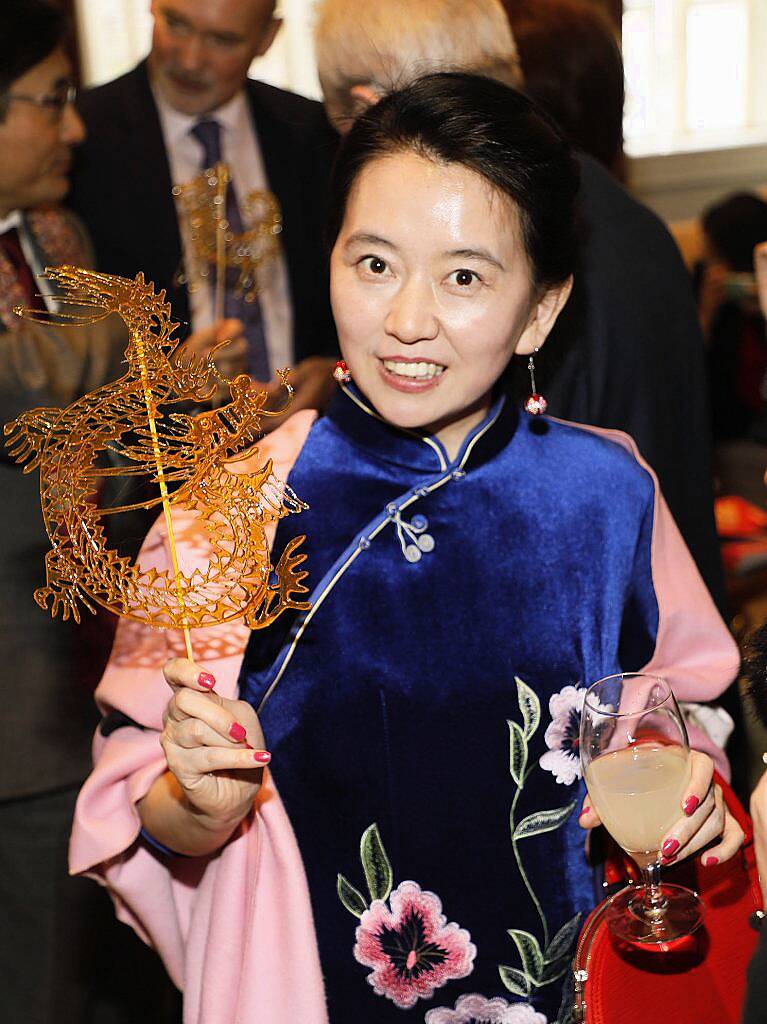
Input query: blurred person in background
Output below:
<box><xmin>0</xmin><ymin>2</ymin><xmax>243</xmax><ymax>1018</ymax></box>
<box><xmin>503</xmin><ymin>0</ymin><xmax>625</xmax><ymax>179</ymax></box>
<box><xmin>695</xmin><ymin>193</ymin><xmax>767</xmax><ymax>443</ymax></box>
<box><xmin>69</xmin><ymin>0</ymin><xmax>339</xmax><ymax>421</ymax></box>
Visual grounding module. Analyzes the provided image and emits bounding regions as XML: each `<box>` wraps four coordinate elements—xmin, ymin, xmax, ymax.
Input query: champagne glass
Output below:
<box><xmin>579</xmin><ymin>672</ymin><xmax>705</xmax><ymax>944</ymax></box>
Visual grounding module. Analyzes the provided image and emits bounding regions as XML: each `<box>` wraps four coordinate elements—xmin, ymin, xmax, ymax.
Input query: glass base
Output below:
<box><xmin>606</xmin><ymin>882</ymin><xmax>706</xmax><ymax>945</ymax></box>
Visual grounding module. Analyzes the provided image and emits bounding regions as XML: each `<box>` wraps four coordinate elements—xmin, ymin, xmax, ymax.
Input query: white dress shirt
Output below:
<box><xmin>152</xmin><ymin>85</ymin><xmax>293</xmax><ymax>373</ymax></box>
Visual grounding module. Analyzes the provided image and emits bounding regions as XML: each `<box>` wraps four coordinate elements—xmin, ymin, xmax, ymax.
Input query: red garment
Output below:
<box><xmin>0</xmin><ymin>227</ymin><xmax>45</xmax><ymax>312</ymax></box>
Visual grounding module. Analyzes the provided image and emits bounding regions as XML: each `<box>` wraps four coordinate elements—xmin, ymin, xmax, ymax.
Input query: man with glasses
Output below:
<box><xmin>70</xmin><ymin>0</ymin><xmax>338</xmax><ymax>420</ymax></box>
<box><xmin>0</xmin><ymin>3</ymin><xmax>193</xmax><ymax>1019</ymax></box>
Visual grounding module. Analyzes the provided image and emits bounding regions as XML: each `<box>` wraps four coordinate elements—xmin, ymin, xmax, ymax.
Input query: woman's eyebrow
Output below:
<box><xmin>447</xmin><ymin>248</ymin><xmax>505</xmax><ymax>271</ymax></box>
<box><xmin>344</xmin><ymin>232</ymin><xmax>396</xmax><ymax>249</ymax></box>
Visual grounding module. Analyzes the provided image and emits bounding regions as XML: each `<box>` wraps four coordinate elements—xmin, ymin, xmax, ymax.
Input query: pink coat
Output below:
<box><xmin>70</xmin><ymin>412</ymin><xmax>739</xmax><ymax>1024</ymax></box>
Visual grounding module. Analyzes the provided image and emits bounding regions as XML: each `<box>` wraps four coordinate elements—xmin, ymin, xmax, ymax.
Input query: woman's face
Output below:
<box><xmin>330</xmin><ymin>150</ymin><xmax>570</xmax><ymax>456</ymax></box>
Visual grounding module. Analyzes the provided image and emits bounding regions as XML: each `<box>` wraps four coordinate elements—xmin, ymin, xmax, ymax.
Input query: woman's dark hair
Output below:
<box><xmin>327</xmin><ymin>72</ymin><xmax>580</xmax><ymax>290</ymax></box>
<box><xmin>0</xmin><ymin>0</ymin><xmax>67</xmax><ymax>120</ymax></box>
<box><xmin>502</xmin><ymin>0</ymin><xmax>625</xmax><ymax>176</ymax></box>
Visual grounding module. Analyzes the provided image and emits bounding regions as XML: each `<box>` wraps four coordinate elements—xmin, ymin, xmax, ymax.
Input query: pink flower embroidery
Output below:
<box><xmin>539</xmin><ymin>684</ymin><xmax>586</xmax><ymax>785</ymax></box>
<box><xmin>353</xmin><ymin>880</ymin><xmax>476</xmax><ymax>1009</ymax></box>
<box><xmin>425</xmin><ymin>993</ymin><xmax>548</xmax><ymax>1023</ymax></box>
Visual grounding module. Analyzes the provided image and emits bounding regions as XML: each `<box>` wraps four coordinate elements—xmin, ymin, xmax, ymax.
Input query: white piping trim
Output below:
<box><xmin>340</xmin><ymin>385</ymin><xmax>448</xmax><ymax>472</ymax></box>
<box><xmin>256</xmin><ymin>398</ymin><xmax>504</xmax><ymax>710</ymax></box>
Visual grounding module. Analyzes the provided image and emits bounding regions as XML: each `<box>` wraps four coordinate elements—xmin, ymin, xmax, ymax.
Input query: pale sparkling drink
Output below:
<box><xmin>585</xmin><ymin>743</ymin><xmax>690</xmax><ymax>858</ymax></box>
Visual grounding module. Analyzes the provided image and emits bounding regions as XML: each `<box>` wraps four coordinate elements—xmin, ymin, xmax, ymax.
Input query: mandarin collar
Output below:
<box><xmin>323</xmin><ymin>383</ymin><xmax>518</xmax><ymax>474</ymax></box>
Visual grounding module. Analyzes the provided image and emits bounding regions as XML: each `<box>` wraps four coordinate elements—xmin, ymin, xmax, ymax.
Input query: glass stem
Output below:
<box><xmin>641</xmin><ymin>859</ymin><xmax>667</xmax><ymax>920</ymax></box>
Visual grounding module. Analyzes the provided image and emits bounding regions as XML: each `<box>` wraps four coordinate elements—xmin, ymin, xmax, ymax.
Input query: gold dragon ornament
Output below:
<box><xmin>3</xmin><ymin>266</ymin><xmax>310</xmax><ymax>658</ymax></box>
<box><xmin>172</xmin><ymin>161</ymin><xmax>282</xmax><ymax>314</ymax></box>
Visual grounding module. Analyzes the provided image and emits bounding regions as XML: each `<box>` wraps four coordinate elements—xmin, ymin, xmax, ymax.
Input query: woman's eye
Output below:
<box><xmin>360</xmin><ymin>256</ymin><xmax>388</xmax><ymax>275</ymax></box>
<box><xmin>450</xmin><ymin>269</ymin><xmax>479</xmax><ymax>288</ymax></box>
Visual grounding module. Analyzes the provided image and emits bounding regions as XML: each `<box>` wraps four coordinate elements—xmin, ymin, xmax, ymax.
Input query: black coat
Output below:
<box><xmin>68</xmin><ymin>61</ymin><xmax>338</xmax><ymax>361</ymax></box>
<box><xmin>543</xmin><ymin>155</ymin><xmax>726</xmax><ymax>614</ymax></box>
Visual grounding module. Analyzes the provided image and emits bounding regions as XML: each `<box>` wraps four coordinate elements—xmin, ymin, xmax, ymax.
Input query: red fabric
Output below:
<box><xmin>579</xmin><ymin>775</ymin><xmax>760</xmax><ymax>1023</ymax></box>
<box><xmin>0</xmin><ymin>227</ymin><xmax>45</xmax><ymax>311</ymax></box>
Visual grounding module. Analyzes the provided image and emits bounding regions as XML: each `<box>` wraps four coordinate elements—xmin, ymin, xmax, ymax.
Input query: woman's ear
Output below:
<box><xmin>514</xmin><ymin>276</ymin><xmax>574</xmax><ymax>356</ymax></box>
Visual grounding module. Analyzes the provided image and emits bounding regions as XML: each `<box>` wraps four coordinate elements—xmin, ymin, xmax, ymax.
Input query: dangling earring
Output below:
<box><xmin>524</xmin><ymin>347</ymin><xmax>547</xmax><ymax>415</ymax></box>
<box><xmin>333</xmin><ymin>359</ymin><xmax>351</xmax><ymax>384</ymax></box>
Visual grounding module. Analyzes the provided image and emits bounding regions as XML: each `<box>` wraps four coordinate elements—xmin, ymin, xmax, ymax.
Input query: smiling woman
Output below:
<box><xmin>326</xmin><ymin>77</ymin><xmax>577</xmax><ymax>457</ymax></box>
<box><xmin>71</xmin><ymin>73</ymin><xmax>742</xmax><ymax>1024</ymax></box>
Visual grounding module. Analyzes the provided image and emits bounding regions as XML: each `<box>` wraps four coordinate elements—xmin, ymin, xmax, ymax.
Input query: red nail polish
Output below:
<box><xmin>705</xmin><ymin>855</ymin><xmax>719</xmax><ymax>867</ymax></box>
<box><xmin>198</xmin><ymin>672</ymin><xmax>216</xmax><ymax>690</ymax></box>
<box><xmin>579</xmin><ymin>805</ymin><xmax>590</xmax><ymax>818</ymax></box>
<box><xmin>661</xmin><ymin>838</ymin><xmax>680</xmax><ymax>857</ymax></box>
<box><xmin>253</xmin><ymin>750</ymin><xmax>271</xmax><ymax>764</ymax></box>
<box><xmin>683</xmin><ymin>795</ymin><xmax>700</xmax><ymax>817</ymax></box>
<box><xmin>661</xmin><ymin>854</ymin><xmax>677</xmax><ymax>865</ymax></box>
<box><xmin>229</xmin><ymin>722</ymin><xmax>247</xmax><ymax>743</ymax></box>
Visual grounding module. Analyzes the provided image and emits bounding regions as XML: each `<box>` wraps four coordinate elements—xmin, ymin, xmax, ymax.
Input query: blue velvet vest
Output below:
<box><xmin>240</xmin><ymin>386</ymin><xmax>659</xmax><ymax>1022</ymax></box>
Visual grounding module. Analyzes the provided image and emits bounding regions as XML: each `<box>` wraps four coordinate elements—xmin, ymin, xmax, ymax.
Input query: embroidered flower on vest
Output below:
<box><xmin>425</xmin><ymin>992</ymin><xmax>548</xmax><ymax>1023</ymax></box>
<box><xmin>354</xmin><ymin>880</ymin><xmax>476</xmax><ymax>1009</ymax></box>
<box><xmin>538</xmin><ymin>685</ymin><xmax>586</xmax><ymax>785</ymax></box>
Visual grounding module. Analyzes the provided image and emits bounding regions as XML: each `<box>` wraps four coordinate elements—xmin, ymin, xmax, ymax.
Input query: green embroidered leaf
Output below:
<box><xmin>513</xmin><ymin>800</ymin><xmax>577</xmax><ymax>841</ymax></box>
<box><xmin>515</xmin><ymin>676</ymin><xmax>541</xmax><ymax>739</ymax></box>
<box><xmin>507</xmin><ymin>929</ymin><xmax>543</xmax><ymax>980</ymax></box>
<box><xmin>360</xmin><ymin>823</ymin><xmax>393</xmax><ymax>902</ymax></box>
<box><xmin>556</xmin><ymin>980</ymin><xmax>575</xmax><ymax>1024</ymax></box>
<box><xmin>508</xmin><ymin>719</ymin><xmax>528</xmax><ymax>787</ymax></box>
<box><xmin>536</xmin><ymin>960</ymin><xmax>570</xmax><ymax>987</ymax></box>
<box><xmin>498</xmin><ymin>964</ymin><xmax>531</xmax><ymax>997</ymax></box>
<box><xmin>545</xmin><ymin>912</ymin><xmax>582</xmax><ymax>964</ymax></box>
<box><xmin>336</xmin><ymin>874</ymin><xmax>368</xmax><ymax>918</ymax></box>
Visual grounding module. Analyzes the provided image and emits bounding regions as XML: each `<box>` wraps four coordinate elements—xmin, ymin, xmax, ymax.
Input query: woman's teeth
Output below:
<box><xmin>383</xmin><ymin>360</ymin><xmax>445</xmax><ymax>380</ymax></box>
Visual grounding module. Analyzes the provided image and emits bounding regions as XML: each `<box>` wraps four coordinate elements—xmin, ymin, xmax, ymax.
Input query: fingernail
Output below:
<box><xmin>579</xmin><ymin>805</ymin><xmax>590</xmax><ymax>818</ymax></box>
<box><xmin>229</xmin><ymin>722</ymin><xmax>247</xmax><ymax>743</ymax></box>
<box><xmin>704</xmin><ymin>855</ymin><xmax>719</xmax><ymax>867</ymax></box>
<box><xmin>661</xmin><ymin>854</ymin><xmax>677</xmax><ymax>865</ymax></box>
<box><xmin>683</xmin><ymin>795</ymin><xmax>700</xmax><ymax>816</ymax></box>
<box><xmin>253</xmin><ymin>750</ymin><xmax>271</xmax><ymax>764</ymax></box>
<box><xmin>198</xmin><ymin>672</ymin><xmax>216</xmax><ymax>690</ymax></box>
<box><xmin>661</xmin><ymin>838</ymin><xmax>680</xmax><ymax>857</ymax></box>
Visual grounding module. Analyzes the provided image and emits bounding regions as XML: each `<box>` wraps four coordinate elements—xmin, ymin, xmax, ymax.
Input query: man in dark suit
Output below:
<box><xmin>70</xmin><ymin>0</ymin><xmax>338</xmax><ymax>416</ymax></box>
<box><xmin>0</xmin><ymin>6</ymin><xmax>188</xmax><ymax>1020</ymax></box>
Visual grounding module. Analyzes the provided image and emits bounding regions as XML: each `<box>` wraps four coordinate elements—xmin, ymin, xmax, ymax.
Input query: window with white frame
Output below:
<box><xmin>623</xmin><ymin>0</ymin><xmax>767</xmax><ymax>156</ymax></box>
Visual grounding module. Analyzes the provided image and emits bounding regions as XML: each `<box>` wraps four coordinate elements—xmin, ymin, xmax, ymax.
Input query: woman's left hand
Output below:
<box><xmin>579</xmin><ymin>749</ymin><xmax>745</xmax><ymax>867</ymax></box>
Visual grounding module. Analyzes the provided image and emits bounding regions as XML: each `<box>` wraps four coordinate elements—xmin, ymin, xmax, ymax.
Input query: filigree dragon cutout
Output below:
<box><xmin>4</xmin><ymin>266</ymin><xmax>310</xmax><ymax>632</ymax></box>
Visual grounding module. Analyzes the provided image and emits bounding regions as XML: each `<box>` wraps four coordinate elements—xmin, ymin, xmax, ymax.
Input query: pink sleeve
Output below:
<box><xmin>68</xmin><ymin>411</ymin><xmax>328</xmax><ymax>1022</ymax></box>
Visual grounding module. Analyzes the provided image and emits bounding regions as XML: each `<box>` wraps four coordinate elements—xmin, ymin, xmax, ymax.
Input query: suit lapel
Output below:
<box><xmin>124</xmin><ymin>63</ymin><xmax>189</xmax><ymax>324</ymax></box>
<box><xmin>244</xmin><ymin>83</ymin><xmax>303</xmax><ymax>305</ymax></box>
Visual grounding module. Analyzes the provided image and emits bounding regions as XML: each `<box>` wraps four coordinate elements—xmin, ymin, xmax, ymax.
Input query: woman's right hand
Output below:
<box><xmin>160</xmin><ymin>658</ymin><xmax>271</xmax><ymax>831</ymax></box>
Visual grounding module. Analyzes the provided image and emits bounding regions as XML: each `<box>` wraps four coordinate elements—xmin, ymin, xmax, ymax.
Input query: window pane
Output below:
<box><xmin>686</xmin><ymin>2</ymin><xmax>748</xmax><ymax>132</ymax></box>
<box><xmin>623</xmin><ymin>8</ymin><xmax>655</xmax><ymax>139</ymax></box>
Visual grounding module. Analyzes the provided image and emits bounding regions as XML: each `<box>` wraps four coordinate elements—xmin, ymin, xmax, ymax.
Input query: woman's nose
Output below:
<box><xmin>384</xmin><ymin>279</ymin><xmax>439</xmax><ymax>344</ymax></box>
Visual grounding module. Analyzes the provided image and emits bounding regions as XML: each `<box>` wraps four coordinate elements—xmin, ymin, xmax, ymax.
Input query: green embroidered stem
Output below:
<box><xmin>509</xmin><ymin>758</ymin><xmax>550</xmax><ymax>948</ymax></box>
<box><xmin>512</xmin><ymin>835</ymin><xmax>550</xmax><ymax>948</ymax></box>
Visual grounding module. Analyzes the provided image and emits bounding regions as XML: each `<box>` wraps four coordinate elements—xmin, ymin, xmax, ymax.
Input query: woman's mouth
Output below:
<box><xmin>379</xmin><ymin>358</ymin><xmax>446</xmax><ymax>392</ymax></box>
